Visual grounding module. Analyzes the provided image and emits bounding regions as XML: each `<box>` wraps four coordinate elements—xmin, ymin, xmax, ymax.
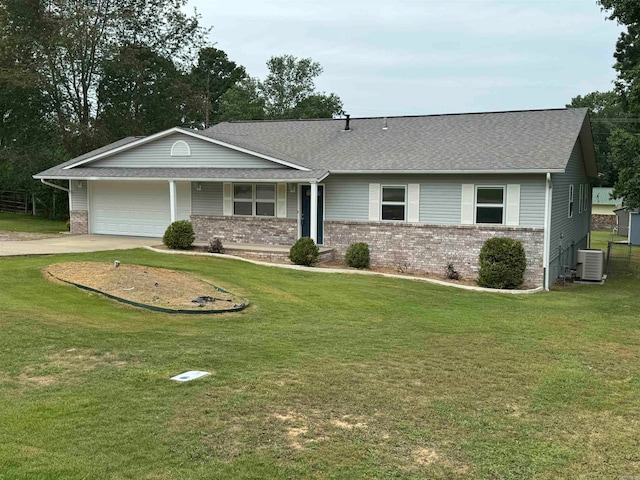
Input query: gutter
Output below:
<box><xmin>542</xmin><ymin>172</ymin><xmax>553</xmax><ymax>290</ymax></box>
<box><xmin>35</xmin><ymin>176</ymin><xmax>326</xmax><ymax>183</ymax></box>
<box><xmin>331</xmin><ymin>169</ymin><xmax>566</xmax><ymax>175</ymax></box>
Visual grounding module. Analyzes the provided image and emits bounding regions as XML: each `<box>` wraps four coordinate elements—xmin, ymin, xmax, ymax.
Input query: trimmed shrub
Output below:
<box><xmin>162</xmin><ymin>220</ymin><xmax>195</xmax><ymax>250</ymax></box>
<box><xmin>206</xmin><ymin>237</ymin><xmax>224</xmax><ymax>254</ymax></box>
<box><xmin>477</xmin><ymin>237</ymin><xmax>526</xmax><ymax>289</ymax></box>
<box><xmin>289</xmin><ymin>237</ymin><xmax>319</xmax><ymax>266</ymax></box>
<box><xmin>345</xmin><ymin>242</ymin><xmax>370</xmax><ymax>269</ymax></box>
<box><xmin>445</xmin><ymin>262</ymin><xmax>460</xmax><ymax>280</ymax></box>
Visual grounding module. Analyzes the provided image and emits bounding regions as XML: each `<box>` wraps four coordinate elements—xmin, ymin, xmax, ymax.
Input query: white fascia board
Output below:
<box><xmin>35</xmin><ymin>175</ymin><xmax>323</xmax><ymax>183</ymax></box>
<box><xmin>330</xmin><ymin>169</ymin><xmax>564</xmax><ymax>175</ymax></box>
<box><xmin>63</xmin><ymin>127</ymin><xmax>310</xmax><ymax>172</ymax></box>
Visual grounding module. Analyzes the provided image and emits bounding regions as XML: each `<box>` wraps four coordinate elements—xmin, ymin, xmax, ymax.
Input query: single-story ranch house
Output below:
<box><xmin>35</xmin><ymin>108</ymin><xmax>596</xmax><ymax>289</ymax></box>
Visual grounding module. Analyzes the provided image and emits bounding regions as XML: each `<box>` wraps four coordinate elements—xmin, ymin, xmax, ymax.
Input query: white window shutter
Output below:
<box><xmin>223</xmin><ymin>182</ymin><xmax>232</xmax><ymax>216</ymax></box>
<box><xmin>277</xmin><ymin>183</ymin><xmax>287</xmax><ymax>218</ymax></box>
<box><xmin>369</xmin><ymin>183</ymin><xmax>381</xmax><ymax>221</ymax></box>
<box><xmin>407</xmin><ymin>184</ymin><xmax>420</xmax><ymax>223</ymax></box>
<box><xmin>505</xmin><ymin>184</ymin><xmax>521</xmax><ymax>226</ymax></box>
<box><xmin>461</xmin><ymin>184</ymin><xmax>474</xmax><ymax>224</ymax></box>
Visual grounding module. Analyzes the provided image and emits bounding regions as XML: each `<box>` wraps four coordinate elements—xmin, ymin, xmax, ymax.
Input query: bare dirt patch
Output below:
<box><xmin>45</xmin><ymin>262</ymin><xmax>246</xmax><ymax>312</ymax></box>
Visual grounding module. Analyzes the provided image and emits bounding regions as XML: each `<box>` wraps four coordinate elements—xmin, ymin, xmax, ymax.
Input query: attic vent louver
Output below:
<box><xmin>344</xmin><ymin>114</ymin><xmax>350</xmax><ymax>131</ymax></box>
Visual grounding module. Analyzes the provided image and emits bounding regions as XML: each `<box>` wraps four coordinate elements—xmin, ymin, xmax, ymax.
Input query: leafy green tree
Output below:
<box><xmin>262</xmin><ymin>55</ymin><xmax>343</xmax><ymax>120</ymax></box>
<box><xmin>218</xmin><ymin>55</ymin><xmax>343</xmax><ymax>122</ymax></box>
<box><xmin>568</xmin><ymin>91</ymin><xmax>625</xmax><ymax>186</ymax></box>
<box><xmin>218</xmin><ymin>78</ymin><xmax>266</xmax><ymax>122</ymax></box>
<box><xmin>597</xmin><ymin>0</ymin><xmax>640</xmax><ymax>208</ymax></box>
<box><xmin>188</xmin><ymin>47</ymin><xmax>246</xmax><ymax>128</ymax></box>
<box><xmin>25</xmin><ymin>0</ymin><xmax>205</xmax><ymax>155</ymax></box>
<box><xmin>97</xmin><ymin>45</ymin><xmax>187</xmax><ymax>141</ymax></box>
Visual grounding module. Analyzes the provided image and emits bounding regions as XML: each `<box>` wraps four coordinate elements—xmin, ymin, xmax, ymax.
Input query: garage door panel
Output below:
<box><xmin>91</xmin><ymin>181</ymin><xmax>171</xmax><ymax>237</ymax></box>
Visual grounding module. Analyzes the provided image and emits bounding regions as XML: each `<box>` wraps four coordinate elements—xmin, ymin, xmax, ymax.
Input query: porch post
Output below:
<box><xmin>310</xmin><ymin>182</ymin><xmax>318</xmax><ymax>243</ymax></box>
<box><xmin>169</xmin><ymin>180</ymin><xmax>177</xmax><ymax>223</ymax></box>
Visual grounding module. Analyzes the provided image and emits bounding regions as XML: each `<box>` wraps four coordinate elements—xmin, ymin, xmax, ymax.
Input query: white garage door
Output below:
<box><xmin>91</xmin><ymin>181</ymin><xmax>171</xmax><ymax>237</ymax></box>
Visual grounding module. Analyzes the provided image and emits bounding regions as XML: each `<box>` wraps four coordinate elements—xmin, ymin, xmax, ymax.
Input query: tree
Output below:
<box><xmin>218</xmin><ymin>55</ymin><xmax>343</xmax><ymax>122</ymax></box>
<box><xmin>188</xmin><ymin>47</ymin><xmax>246</xmax><ymax>128</ymax></box>
<box><xmin>218</xmin><ymin>78</ymin><xmax>265</xmax><ymax>122</ymax></box>
<box><xmin>261</xmin><ymin>55</ymin><xmax>343</xmax><ymax>120</ymax></box>
<box><xmin>568</xmin><ymin>91</ymin><xmax>625</xmax><ymax>186</ymax></box>
<box><xmin>27</xmin><ymin>0</ymin><xmax>206</xmax><ymax>155</ymax></box>
<box><xmin>596</xmin><ymin>0</ymin><xmax>640</xmax><ymax>208</ymax></box>
<box><xmin>97</xmin><ymin>44</ymin><xmax>187</xmax><ymax>141</ymax></box>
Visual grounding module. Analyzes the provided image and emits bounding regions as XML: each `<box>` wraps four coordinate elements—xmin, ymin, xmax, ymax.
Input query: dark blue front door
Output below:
<box><xmin>301</xmin><ymin>185</ymin><xmax>324</xmax><ymax>244</ymax></box>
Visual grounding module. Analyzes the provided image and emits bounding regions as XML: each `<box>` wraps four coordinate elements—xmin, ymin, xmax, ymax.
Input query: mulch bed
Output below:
<box><xmin>45</xmin><ymin>262</ymin><xmax>246</xmax><ymax>312</ymax></box>
<box><xmin>0</xmin><ymin>231</ymin><xmax>64</xmax><ymax>241</ymax></box>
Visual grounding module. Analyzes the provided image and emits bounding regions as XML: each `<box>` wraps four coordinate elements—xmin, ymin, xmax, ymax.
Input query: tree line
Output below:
<box><xmin>570</xmin><ymin>0</ymin><xmax>640</xmax><ymax>210</ymax></box>
<box><xmin>0</xmin><ymin>0</ymin><xmax>343</xmax><ymax>215</ymax></box>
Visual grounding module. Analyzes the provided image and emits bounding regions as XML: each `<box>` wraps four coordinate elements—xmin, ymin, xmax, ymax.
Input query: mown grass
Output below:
<box><xmin>0</xmin><ymin>212</ymin><xmax>68</xmax><ymax>233</ymax></box>
<box><xmin>0</xmin><ymin>246</ymin><xmax>639</xmax><ymax>479</ymax></box>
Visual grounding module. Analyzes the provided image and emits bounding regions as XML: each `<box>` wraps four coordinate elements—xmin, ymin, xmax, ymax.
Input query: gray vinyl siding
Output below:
<box><xmin>323</xmin><ymin>174</ymin><xmax>546</xmax><ymax>227</ymax></box>
<box><xmin>191</xmin><ymin>181</ymin><xmax>297</xmax><ymax>219</ymax></box>
<box><xmin>70</xmin><ymin>180</ymin><xmax>87</xmax><ymax>211</ymax></box>
<box><xmin>91</xmin><ymin>133</ymin><xmax>281</xmax><ymax>169</ymax></box>
<box><xmin>548</xmin><ymin>139</ymin><xmax>591</xmax><ymax>282</ymax></box>
<box><xmin>191</xmin><ymin>182</ymin><xmax>223</xmax><ymax>216</ymax></box>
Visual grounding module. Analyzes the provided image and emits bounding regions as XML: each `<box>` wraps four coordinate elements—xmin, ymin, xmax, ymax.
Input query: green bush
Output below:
<box><xmin>206</xmin><ymin>237</ymin><xmax>224</xmax><ymax>254</ymax></box>
<box><xmin>345</xmin><ymin>242</ymin><xmax>370</xmax><ymax>269</ymax></box>
<box><xmin>289</xmin><ymin>237</ymin><xmax>319</xmax><ymax>266</ymax></box>
<box><xmin>477</xmin><ymin>237</ymin><xmax>526</xmax><ymax>289</ymax></box>
<box><xmin>162</xmin><ymin>220</ymin><xmax>195</xmax><ymax>250</ymax></box>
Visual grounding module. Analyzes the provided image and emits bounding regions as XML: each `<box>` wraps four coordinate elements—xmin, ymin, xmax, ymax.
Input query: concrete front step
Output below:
<box><xmin>194</xmin><ymin>242</ymin><xmax>334</xmax><ymax>264</ymax></box>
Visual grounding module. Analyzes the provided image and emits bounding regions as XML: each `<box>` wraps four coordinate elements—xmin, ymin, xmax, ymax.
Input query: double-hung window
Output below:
<box><xmin>233</xmin><ymin>184</ymin><xmax>276</xmax><ymax>217</ymax></box>
<box><xmin>475</xmin><ymin>187</ymin><xmax>504</xmax><ymax>224</ymax></box>
<box><xmin>255</xmin><ymin>184</ymin><xmax>276</xmax><ymax>216</ymax></box>
<box><xmin>381</xmin><ymin>186</ymin><xmax>406</xmax><ymax>221</ymax></box>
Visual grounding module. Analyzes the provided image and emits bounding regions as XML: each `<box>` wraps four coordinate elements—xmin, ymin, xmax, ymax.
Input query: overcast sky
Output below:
<box><xmin>186</xmin><ymin>0</ymin><xmax>622</xmax><ymax>118</ymax></box>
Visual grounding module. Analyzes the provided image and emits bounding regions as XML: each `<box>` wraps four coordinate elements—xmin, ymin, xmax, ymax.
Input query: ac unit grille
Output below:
<box><xmin>576</xmin><ymin>249</ymin><xmax>604</xmax><ymax>281</ymax></box>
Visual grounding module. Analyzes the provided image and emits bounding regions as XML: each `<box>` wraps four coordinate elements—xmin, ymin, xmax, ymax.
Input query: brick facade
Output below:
<box><xmin>591</xmin><ymin>214</ymin><xmax>616</xmax><ymax>231</ymax></box>
<box><xmin>324</xmin><ymin>221</ymin><xmax>545</xmax><ymax>287</ymax></box>
<box><xmin>191</xmin><ymin>215</ymin><xmax>297</xmax><ymax>245</ymax></box>
<box><xmin>70</xmin><ymin>210</ymin><xmax>88</xmax><ymax>234</ymax></box>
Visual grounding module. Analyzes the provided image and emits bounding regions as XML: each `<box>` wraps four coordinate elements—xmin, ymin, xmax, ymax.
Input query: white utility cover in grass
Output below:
<box><xmin>170</xmin><ymin>371</ymin><xmax>210</xmax><ymax>382</ymax></box>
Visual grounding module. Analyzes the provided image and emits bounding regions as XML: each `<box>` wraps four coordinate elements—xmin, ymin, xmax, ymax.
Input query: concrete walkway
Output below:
<box><xmin>0</xmin><ymin>234</ymin><xmax>159</xmax><ymax>257</ymax></box>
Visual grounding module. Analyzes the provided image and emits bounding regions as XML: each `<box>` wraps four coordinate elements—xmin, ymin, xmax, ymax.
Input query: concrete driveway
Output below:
<box><xmin>0</xmin><ymin>234</ymin><xmax>159</xmax><ymax>257</ymax></box>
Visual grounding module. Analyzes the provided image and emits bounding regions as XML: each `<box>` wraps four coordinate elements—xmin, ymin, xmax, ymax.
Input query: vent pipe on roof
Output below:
<box><xmin>344</xmin><ymin>114</ymin><xmax>350</xmax><ymax>131</ymax></box>
<box><xmin>382</xmin><ymin>117</ymin><xmax>388</xmax><ymax>130</ymax></box>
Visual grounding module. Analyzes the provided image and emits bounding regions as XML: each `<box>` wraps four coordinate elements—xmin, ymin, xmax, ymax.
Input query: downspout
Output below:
<box><xmin>542</xmin><ymin>173</ymin><xmax>553</xmax><ymax>290</ymax></box>
<box><xmin>40</xmin><ymin>178</ymin><xmax>70</xmax><ymax>192</ymax></box>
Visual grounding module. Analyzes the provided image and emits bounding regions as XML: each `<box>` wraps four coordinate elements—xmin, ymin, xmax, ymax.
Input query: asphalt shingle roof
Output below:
<box><xmin>35</xmin><ymin>108</ymin><xmax>593</xmax><ymax>180</ymax></box>
<box><xmin>203</xmin><ymin>108</ymin><xmax>591</xmax><ymax>172</ymax></box>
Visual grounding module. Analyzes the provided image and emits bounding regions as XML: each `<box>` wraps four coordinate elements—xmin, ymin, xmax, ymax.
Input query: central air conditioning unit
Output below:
<box><xmin>575</xmin><ymin>249</ymin><xmax>604</xmax><ymax>281</ymax></box>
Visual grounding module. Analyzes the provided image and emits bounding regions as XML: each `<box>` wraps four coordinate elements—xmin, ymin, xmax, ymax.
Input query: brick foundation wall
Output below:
<box><xmin>70</xmin><ymin>210</ymin><xmax>88</xmax><ymax>234</ymax></box>
<box><xmin>191</xmin><ymin>215</ymin><xmax>297</xmax><ymax>245</ymax></box>
<box><xmin>324</xmin><ymin>221</ymin><xmax>545</xmax><ymax>287</ymax></box>
<box><xmin>591</xmin><ymin>214</ymin><xmax>616</xmax><ymax>231</ymax></box>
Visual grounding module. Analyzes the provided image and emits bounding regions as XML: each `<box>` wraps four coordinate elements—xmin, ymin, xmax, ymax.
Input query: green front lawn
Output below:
<box><xmin>0</xmin><ymin>212</ymin><xmax>68</xmax><ymax>233</ymax></box>
<box><xmin>0</xmin><ymin>249</ymin><xmax>638</xmax><ymax>479</ymax></box>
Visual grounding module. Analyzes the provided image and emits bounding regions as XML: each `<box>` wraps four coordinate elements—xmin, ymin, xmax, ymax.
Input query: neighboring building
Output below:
<box><xmin>34</xmin><ymin>108</ymin><xmax>597</xmax><ymax>289</ymax></box>
<box><xmin>591</xmin><ymin>187</ymin><xmax>623</xmax><ymax>230</ymax></box>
